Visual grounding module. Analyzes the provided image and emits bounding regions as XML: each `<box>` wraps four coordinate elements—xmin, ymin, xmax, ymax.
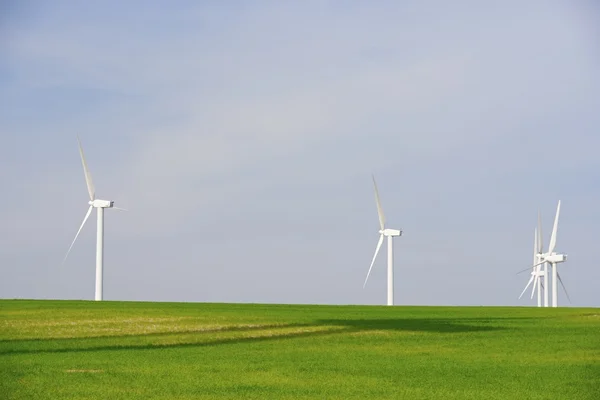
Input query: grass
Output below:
<box><xmin>1</xmin><ymin>300</ymin><xmax>599</xmax><ymax>399</ymax></box>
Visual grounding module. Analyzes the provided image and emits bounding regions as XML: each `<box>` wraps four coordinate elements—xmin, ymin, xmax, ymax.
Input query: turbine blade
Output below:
<box><xmin>77</xmin><ymin>136</ymin><xmax>96</xmax><ymax>201</ymax></box>
<box><xmin>364</xmin><ymin>234</ymin><xmax>384</xmax><ymax>288</ymax></box>
<box><xmin>62</xmin><ymin>206</ymin><xmax>93</xmax><ymax>264</ymax></box>
<box><xmin>533</xmin><ymin>228</ymin><xmax>538</xmax><ymax>266</ymax></box>
<box><xmin>516</xmin><ymin>266</ymin><xmax>533</xmax><ymax>275</ymax></box>
<box><xmin>537</xmin><ymin>210</ymin><xmax>543</xmax><ymax>253</ymax></box>
<box><xmin>372</xmin><ymin>175</ymin><xmax>385</xmax><ymax>230</ymax></box>
<box><xmin>548</xmin><ymin>200</ymin><xmax>561</xmax><ymax>254</ymax></box>
<box><xmin>112</xmin><ymin>207</ymin><xmax>128</xmax><ymax>211</ymax></box>
<box><xmin>557</xmin><ymin>272</ymin><xmax>571</xmax><ymax>303</ymax></box>
<box><xmin>530</xmin><ymin>265</ymin><xmax>542</xmax><ymax>299</ymax></box>
<box><xmin>516</xmin><ymin>261</ymin><xmax>544</xmax><ymax>275</ymax></box>
<box><xmin>530</xmin><ymin>274</ymin><xmax>540</xmax><ymax>300</ymax></box>
<box><xmin>519</xmin><ymin>275</ymin><xmax>535</xmax><ymax>299</ymax></box>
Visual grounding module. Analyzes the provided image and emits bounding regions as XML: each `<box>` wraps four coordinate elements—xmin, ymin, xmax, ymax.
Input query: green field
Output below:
<box><xmin>1</xmin><ymin>300</ymin><xmax>599</xmax><ymax>399</ymax></box>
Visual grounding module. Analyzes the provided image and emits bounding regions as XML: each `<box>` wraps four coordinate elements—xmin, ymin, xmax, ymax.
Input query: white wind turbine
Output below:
<box><xmin>519</xmin><ymin>224</ymin><xmax>546</xmax><ymax>307</ymax></box>
<box><xmin>62</xmin><ymin>137</ymin><xmax>124</xmax><ymax>301</ymax></box>
<box><xmin>542</xmin><ymin>201</ymin><xmax>570</xmax><ymax>307</ymax></box>
<box><xmin>519</xmin><ymin>201</ymin><xmax>569</xmax><ymax>307</ymax></box>
<box><xmin>363</xmin><ymin>175</ymin><xmax>402</xmax><ymax>306</ymax></box>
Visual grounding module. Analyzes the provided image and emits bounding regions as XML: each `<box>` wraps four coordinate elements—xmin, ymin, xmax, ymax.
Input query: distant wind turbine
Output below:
<box><xmin>363</xmin><ymin>175</ymin><xmax>402</xmax><ymax>306</ymax></box>
<box><xmin>519</xmin><ymin>225</ymin><xmax>546</xmax><ymax>307</ymax></box>
<box><xmin>541</xmin><ymin>201</ymin><xmax>570</xmax><ymax>307</ymax></box>
<box><xmin>62</xmin><ymin>137</ymin><xmax>125</xmax><ymax>301</ymax></box>
<box><xmin>519</xmin><ymin>201</ymin><xmax>569</xmax><ymax>307</ymax></box>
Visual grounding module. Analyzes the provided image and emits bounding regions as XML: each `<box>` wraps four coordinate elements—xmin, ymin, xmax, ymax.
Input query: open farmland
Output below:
<box><xmin>1</xmin><ymin>300</ymin><xmax>599</xmax><ymax>399</ymax></box>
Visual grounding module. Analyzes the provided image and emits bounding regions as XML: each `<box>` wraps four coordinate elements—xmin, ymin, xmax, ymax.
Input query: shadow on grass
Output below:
<box><xmin>0</xmin><ymin>318</ymin><xmax>507</xmax><ymax>355</ymax></box>
<box><xmin>322</xmin><ymin>318</ymin><xmax>505</xmax><ymax>333</ymax></box>
<box><xmin>0</xmin><ymin>323</ymin><xmax>298</xmax><ymax>343</ymax></box>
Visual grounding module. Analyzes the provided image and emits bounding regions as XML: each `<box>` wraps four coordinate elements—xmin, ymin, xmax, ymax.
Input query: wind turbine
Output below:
<box><xmin>518</xmin><ymin>226</ymin><xmax>545</xmax><ymax>307</ymax></box>
<box><xmin>519</xmin><ymin>201</ymin><xmax>569</xmax><ymax>307</ymax></box>
<box><xmin>63</xmin><ymin>137</ymin><xmax>123</xmax><ymax>301</ymax></box>
<box><xmin>543</xmin><ymin>201</ymin><xmax>569</xmax><ymax>307</ymax></box>
<box><xmin>363</xmin><ymin>175</ymin><xmax>402</xmax><ymax>306</ymax></box>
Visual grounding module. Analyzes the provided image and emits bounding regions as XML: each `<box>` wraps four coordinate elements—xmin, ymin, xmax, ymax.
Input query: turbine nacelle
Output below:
<box><xmin>88</xmin><ymin>199</ymin><xmax>115</xmax><ymax>208</ymax></box>
<box><xmin>380</xmin><ymin>228</ymin><xmax>402</xmax><ymax>237</ymax></box>
<box><xmin>89</xmin><ymin>199</ymin><xmax>114</xmax><ymax>208</ymax></box>
<box><xmin>545</xmin><ymin>253</ymin><xmax>566</xmax><ymax>264</ymax></box>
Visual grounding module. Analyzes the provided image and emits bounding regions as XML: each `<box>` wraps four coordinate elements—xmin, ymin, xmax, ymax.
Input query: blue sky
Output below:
<box><xmin>1</xmin><ymin>1</ymin><xmax>599</xmax><ymax>306</ymax></box>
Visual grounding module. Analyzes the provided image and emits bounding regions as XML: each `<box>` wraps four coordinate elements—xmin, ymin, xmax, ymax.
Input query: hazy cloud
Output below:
<box><xmin>1</xmin><ymin>1</ymin><xmax>598</xmax><ymax>306</ymax></box>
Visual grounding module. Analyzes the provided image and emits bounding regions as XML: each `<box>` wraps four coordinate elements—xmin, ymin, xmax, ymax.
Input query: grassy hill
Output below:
<box><xmin>1</xmin><ymin>300</ymin><xmax>599</xmax><ymax>399</ymax></box>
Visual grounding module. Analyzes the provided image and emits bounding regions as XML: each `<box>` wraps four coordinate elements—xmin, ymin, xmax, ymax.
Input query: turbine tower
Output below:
<box><xmin>363</xmin><ymin>175</ymin><xmax>402</xmax><ymax>306</ymax></box>
<box><xmin>63</xmin><ymin>137</ymin><xmax>122</xmax><ymax>301</ymax></box>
